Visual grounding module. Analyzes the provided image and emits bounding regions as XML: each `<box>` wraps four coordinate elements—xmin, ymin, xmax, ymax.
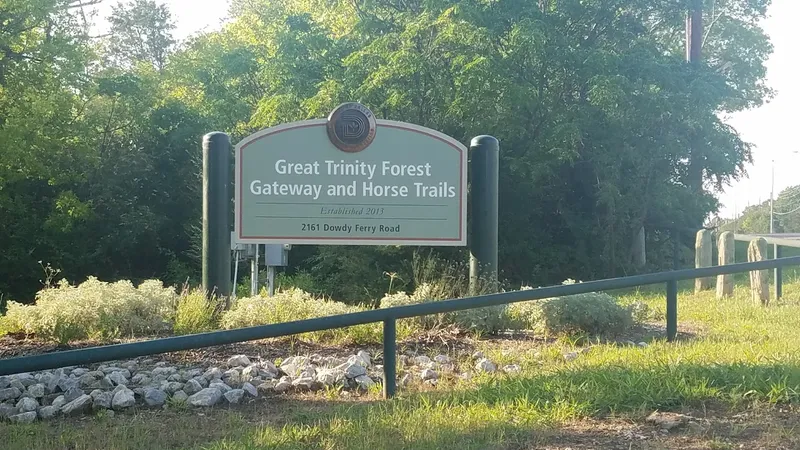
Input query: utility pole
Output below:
<box><xmin>770</xmin><ymin>159</ymin><xmax>775</xmax><ymax>235</ymax></box>
<box><xmin>686</xmin><ymin>0</ymin><xmax>704</xmax><ymax>224</ymax></box>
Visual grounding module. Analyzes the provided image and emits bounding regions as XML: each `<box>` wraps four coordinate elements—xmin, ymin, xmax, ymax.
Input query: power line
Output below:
<box><xmin>778</xmin><ymin>189</ymin><xmax>800</xmax><ymax>202</ymax></box>
<box><xmin>774</xmin><ymin>204</ymin><xmax>800</xmax><ymax>216</ymax></box>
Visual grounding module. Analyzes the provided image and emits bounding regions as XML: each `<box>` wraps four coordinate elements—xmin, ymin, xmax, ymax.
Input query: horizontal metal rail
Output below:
<box><xmin>1</xmin><ymin>256</ymin><xmax>799</xmax><ymax>394</ymax></box>
<box><xmin>734</xmin><ymin>233</ymin><xmax>800</xmax><ymax>249</ymax></box>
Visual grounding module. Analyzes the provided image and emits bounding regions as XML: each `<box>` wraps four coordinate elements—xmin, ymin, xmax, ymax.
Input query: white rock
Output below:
<box><xmin>0</xmin><ymin>376</ymin><xmax>10</xmax><ymax>389</ymax></box>
<box><xmin>413</xmin><ymin>356</ymin><xmax>433</xmax><ymax>367</ymax></box>
<box><xmin>0</xmin><ymin>403</ymin><xmax>18</xmax><ymax>419</ymax></box>
<box><xmin>227</xmin><ymin>355</ymin><xmax>251</xmax><ymax>368</ymax></box>
<box><xmin>344</xmin><ymin>363</ymin><xmax>367</xmax><ymax>379</ymax></box>
<box><xmin>399</xmin><ymin>374</ymin><xmax>412</xmax><ymax>387</ymax></box>
<box><xmin>241</xmin><ymin>364</ymin><xmax>259</xmax><ymax>381</ymax></box>
<box><xmin>152</xmin><ymin>366</ymin><xmax>177</xmax><ymax>376</ymax></box>
<box><xmin>16</xmin><ymin>397</ymin><xmax>39</xmax><ymax>413</ymax></box>
<box><xmin>26</xmin><ymin>384</ymin><xmax>46</xmax><ymax>398</ymax></box>
<box><xmin>51</xmin><ymin>395</ymin><xmax>66</xmax><ymax>409</ymax></box>
<box><xmin>646</xmin><ymin>411</ymin><xmax>691</xmax><ymax>430</ymax></box>
<box><xmin>9</xmin><ymin>411</ymin><xmax>37</xmax><ymax>424</ymax></box>
<box><xmin>71</xmin><ymin>368</ymin><xmax>90</xmax><ymax>377</ymax></box>
<box><xmin>564</xmin><ymin>352</ymin><xmax>579</xmax><ymax>362</ymax></box>
<box><xmin>164</xmin><ymin>382</ymin><xmax>186</xmax><ymax>394</ymax></box>
<box><xmin>130</xmin><ymin>373</ymin><xmax>151</xmax><ymax>386</ymax></box>
<box><xmin>38</xmin><ymin>405</ymin><xmax>59</xmax><ymax>420</ymax></box>
<box><xmin>475</xmin><ymin>358</ymin><xmax>497</xmax><ymax>373</ymax></box>
<box><xmin>61</xmin><ymin>394</ymin><xmax>92</xmax><ymax>416</ymax></box>
<box><xmin>472</xmin><ymin>351</ymin><xmax>484</xmax><ymax>360</ymax></box>
<box><xmin>356</xmin><ymin>351</ymin><xmax>371</xmax><ymax>367</ymax></box>
<box><xmin>274</xmin><ymin>377</ymin><xmax>292</xmax><ymax>393</ymax></box>
<box><xmin>223</xmin><ymin>389</ymin><xmax>245</xmax><ymax>404</ymax></box>
<box><xmin>14</xmin><ymin>373</ymin><xmax>36</xmax><ymax>387</ymax></box>
<box><xmin>242</xmin><ymin>382</ymin><xmax>258</xmax><ymax>398</ymax></box>
<box><xmin>112</xmin><ymin>384</ymin><xmax>130</xmax><ymax>395</ymax></box>
<box><xmin>502</xmin><ymin>364</ymin><xmax>522</xmax><ymax>373</ymax></box>
<box><xmin>292</xmin><ymin>377</ymin><xmax>316</xmax><ymax>391</ymax></box>
<box><xmin>420</xmin><ymin>369</ymin><xmax>439</xmax><ymax>381</ymax></box>
<box><xmin>107</xmin><ymin>372</ymin><xmax>128</xmax><ymax>386</ymax></box>
<box><xmin>434</xmin><ymin>355</ymin><xmax>451</xmax><ymax>364</ymax></box>
<box><xmin>260</xmin><ymin>361</ymin><xmax>279</xmax><ymax>378</ymax></box>
<box><xmin>187</xmin><ymin>388</ymin><xmax>223</xmax><ymax>407</ymax></box>
<box><xmin>167</xmin><ymin>373</ymin><xmax>183</xmax><ymax>382</ymax></box>
<box><xmin>144</xmin><ymin>388</ymin><xmax>167</xmax><ymax>406</ymax></box>
<box><xmin>93</xmin><ymin>392</ymin><xmax>113</xmax><ymax>410</ymax></box>
<box><xmin>223</xmin><ymin>369</ymin><xmax>243</xmax><ymax>387</ymax></box>
<box><xmin>0</xmin><ymin>387</ymin><xmax>21</xmax><ymax>401</ymax></box>
<box><xmin>183</xmin><ymin>378</ymin><xmax>203</xmax><ymax>395</ymax></box>
<box><xmin>78</xmin><ymin>373</ymin><xmax>101</xmax><ymax>389</ymax></box>
<box><xmin>203</xmin><ymin>367</ymin><xmax>223</xmax><ymax>381</ymax></box>
<box><xmin>111</xmin><ymin>389</ymin><xmax>136</xmax><ymax>410</ymax></box>
<box><xmin>316</xmin><ymin>368</ymin><xmax>344</xmax><ymax>386</ymax></box>
<box><xmin>209</xmin><ymin>381</ymin><xmax>231</xmax><ymax>394</ymax></box>
<box><xmin>354</xmin><ymin>375</ymin><xmax>375</xmax><ymax>389</ymax></box>
<box><xmin>63</xmin><ymin>386</ymin><xmax>84</xmax><ymax>403</ymax></box>
<box><xmin>171</xmin><ymin>390</ymin><xmax>189</xmax><ymax>403</ymax></box>
<box><xmin>257</xmin><ymin>380</ymin><xmax>278</xmax><ymax>394</ymax></box>
<box><xmin>637</xmin><ymin>342</ymin><xmax>648</xmax><ymax>348</ymax></box>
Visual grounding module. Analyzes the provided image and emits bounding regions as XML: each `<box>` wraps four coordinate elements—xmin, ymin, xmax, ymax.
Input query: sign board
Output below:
<box><xmin>234</xmin><ymin>103</ymin><xmax>467</xmax><ymax>246</ymax></box>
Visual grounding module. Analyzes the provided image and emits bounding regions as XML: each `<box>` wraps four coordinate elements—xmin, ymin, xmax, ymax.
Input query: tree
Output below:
<box><xmin>105</xmin><ymin>0</ymin><xmax>176</xmax><ymax>71</ymax></box>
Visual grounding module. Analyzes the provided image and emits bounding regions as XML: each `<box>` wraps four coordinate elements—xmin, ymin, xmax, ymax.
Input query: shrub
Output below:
<box><xmin>173</xmin><ymin>288</ymin><xmax>222</xmax><ymax>335</ymax></box>
<box><xmin>1</xmin><ymin>277</ymin><xmax>177</xmax><ymax>344</ymax></box>
<box><xmin>508</xmin><ymin>290</ymin><xmax>634</xmax><ymax>337</ymax></box>
<box><xmin>220</xmin><ymin>288</ymin><xmax>394</xmax><ymax>344</ymax></box>
<box><xmin>380</xmin><ymin>283</ymin><xmax>510</xmax><ymax>336</ymax></box>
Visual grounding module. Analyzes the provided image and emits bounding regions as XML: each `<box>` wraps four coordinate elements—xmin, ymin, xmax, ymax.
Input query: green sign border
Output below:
<box><xmin>234</xmin><ymin>119</ymin><xmax>467</xmax><ymax>246</ymax></box>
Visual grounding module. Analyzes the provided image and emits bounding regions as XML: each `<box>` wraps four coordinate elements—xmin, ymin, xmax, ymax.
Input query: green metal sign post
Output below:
<box><xmin>469</xmin><ymin>135</ymin><xmax>499</xmax><ymax>293</ymax></box>
<box><xmin>202</xmin><ymin>132</ymin><xmax>232</xmax><ymax>299</ymax></box>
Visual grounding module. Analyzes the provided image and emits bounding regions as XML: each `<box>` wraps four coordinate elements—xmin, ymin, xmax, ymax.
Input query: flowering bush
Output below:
<box><xmin>1</xmin><ymin>277</ymin><xmax>177</xmax><ymax>344</ymax></box>
<box><xmin>174</xmin><ymin>288</ymin><xmax>223</xmax><ymax>335</ymax></box>
<box><xmin>508</xmin><ymin>280</ymin><xmax>633</xmax><ymax>337</ymax></box>
<box><xmin>220</xmin><ymin>288</ymin><xmax>398</xmax><ymax>344</ymax></box>
<box><xmin>380</xmin><ymin>283</ymin><xmax>510</xmax><ymax>336</ymax></box>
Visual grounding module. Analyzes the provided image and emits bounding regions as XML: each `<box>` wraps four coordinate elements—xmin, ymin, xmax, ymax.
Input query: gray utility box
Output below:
<box><xmin>264</xmin><ymin>244</ymin><xmax>290</xmax><ymax>266</ymax></box>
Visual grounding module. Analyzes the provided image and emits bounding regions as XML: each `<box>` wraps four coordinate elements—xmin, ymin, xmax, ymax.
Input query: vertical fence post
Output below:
<box><xmin>469</xmin><ymin>136</ymin><xmax>499</xmax><ymax>294</ymax></box>
<box><xmin>202</xmin><ymin>132</ymin><xmax>232</xmax><ymax>299</ymax></box>
<box><xmin>694</xmin><ymin>229</ymin><xmax>713</xmax><ymax>293</ymax></box>
<box><xmin>775</xmin><ymin>245</ymin><xmax>783</xmax><ymax>300</ymax></box>
<box><xmin>716</xmin><ymin>231</ymin><xmax>735</xmax><ymax>299</ymax></box>
<box><xmin>666</xmin><ymin>279</ymin><xmax>678</xmax><ymax>342</ymax></box>
<box><xmin>383</xmin><ymin>318</ymin><xmax>397</xmax><ymax>399</ymax></box>
<box><xmin>748</xmin><ymin>237</ymin><xmax>769</xmax><ymax>306</ymax></box>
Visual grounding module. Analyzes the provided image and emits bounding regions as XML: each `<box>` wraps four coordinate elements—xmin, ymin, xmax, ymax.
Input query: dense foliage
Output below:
<box><xmin>714</xmin><ymin>184</ymin><xmax>800</xmax><ymax>234</ymax></box>
<box><xmin>0</xmin><ymin>0</ymin><xmax>775</xmax><ymax>303</ymax></box>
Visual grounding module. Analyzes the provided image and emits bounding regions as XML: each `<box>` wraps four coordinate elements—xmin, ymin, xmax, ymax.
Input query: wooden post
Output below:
<box><xmin>716</xmin><ymin>231</ymin><xmax>734</xmax><ymax>299</ymax></box>
<box><xmin>694</xmin><ymin>229</ymin><xmax>713</xmax><ymax>293</ymax></box>
<box><xmin>747</xmin><ymin>237</ymin><xmax>769</xmax><ymax>306</ymax></box>
<box><xmin>631</xmin><ymin>225</ymin><xmax>646</xmax><ymax>269</ymax></box>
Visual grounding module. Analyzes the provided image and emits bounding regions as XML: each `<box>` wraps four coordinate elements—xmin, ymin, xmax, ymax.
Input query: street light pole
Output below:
<box><xmin>770</xmin><ymin>159</ymin><xmax>775</xmax><ymax>234</ymax></box>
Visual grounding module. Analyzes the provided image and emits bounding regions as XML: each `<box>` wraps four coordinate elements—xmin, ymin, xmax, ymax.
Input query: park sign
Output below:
<box><xmin>234</xmin><ymin>103</ymin><xmax>467</xmax><ymax>246</ymax></box>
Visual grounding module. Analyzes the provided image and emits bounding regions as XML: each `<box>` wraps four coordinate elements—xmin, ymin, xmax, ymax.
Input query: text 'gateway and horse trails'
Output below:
<box><xmin>234</xmin><ymin>103</ymin><xmax>468</xmax><ymax>246</ymax></box>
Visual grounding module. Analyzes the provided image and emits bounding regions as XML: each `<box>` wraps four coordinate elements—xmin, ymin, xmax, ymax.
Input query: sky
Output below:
<box><xmin>86</xmin><ymin>0</ymin><xmax>798</xmax><ymax>220</ymax></box>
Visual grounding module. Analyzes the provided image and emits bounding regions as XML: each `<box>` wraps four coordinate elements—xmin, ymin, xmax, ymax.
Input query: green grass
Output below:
<box><xmin>3</xmin><ymin>276</ymin><xmax>800</xmax><ymax>449</ymax></box>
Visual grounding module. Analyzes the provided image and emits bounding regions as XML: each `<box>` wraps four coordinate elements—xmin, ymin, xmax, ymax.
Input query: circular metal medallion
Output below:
<box><xmin>326</xmin><ymin>102</ymin><xmax>377</xmax><ymax>153</ymax></box>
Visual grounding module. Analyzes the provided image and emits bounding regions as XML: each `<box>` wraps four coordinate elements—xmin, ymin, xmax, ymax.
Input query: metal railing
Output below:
<box><xmin>1</xmin><ymin>256</ymin><xmax>799</xmax><ymax>398</ymax></box>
